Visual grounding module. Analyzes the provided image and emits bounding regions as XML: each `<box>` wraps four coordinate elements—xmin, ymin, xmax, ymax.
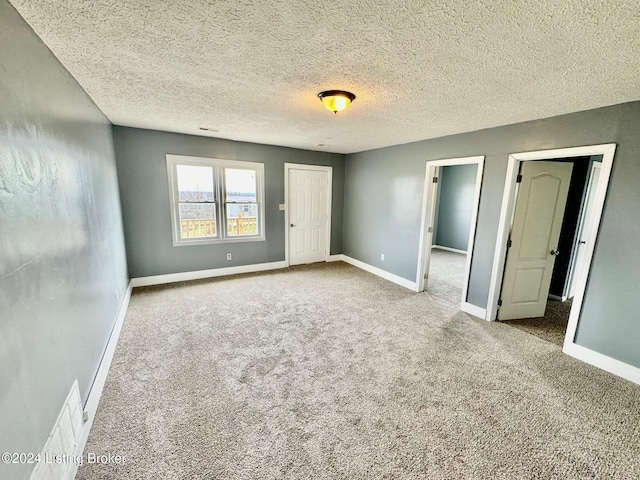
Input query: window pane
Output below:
<box><xmin>177</xmin><ymin>165</ymin><xmax>214</xmax><ymax>202</ymax></box>
<box><xmin>225</xmin><ymin>168</ymin><xmax>257</xmax><ymax>202</ymax></box>
<box><xmin>179</xmin><ymin>203</ymin><xmax>216</xmax><ymax>238</ymax></box>
<box><xmin>226</xmin><ymin>203</ymin><xmax>258</xmax><ymax>236</ymax></box>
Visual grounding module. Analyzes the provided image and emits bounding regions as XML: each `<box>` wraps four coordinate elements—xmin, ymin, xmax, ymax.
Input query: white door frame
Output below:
<box><xmin>565</xmin><ymin>161</ymin><xmax>602</xmax><ymax>300</ymax></box>
<box><xmin>486</xmin><ymin>144</ymin><xmax>615</xmax><ymax>336</ymax></box>
<box><xmin>416</xmin><ymin>156</ymin><xmax>485</xmax><ymax>312</ymax></box>
<box><xmin>284</xmin><ymin>163</ymin><xmax>333</xmax><ymax>267</ymax></box>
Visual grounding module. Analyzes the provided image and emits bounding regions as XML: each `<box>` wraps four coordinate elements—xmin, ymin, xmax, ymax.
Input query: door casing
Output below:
<box><xmin>565</xmin><ymin>161</ymin><xmax>602</xmax><ymax>300</ymax></box>
<box><xmin>416</xmin><ymin>156</ymin><xmax>485</xmax><ymax>311</ymax></box>
<box><xmin>284</xmin><ymin>163</ymin><xmax>332</xmax><ymax>267</ymax></box>
<box><xmin>486</xmin><ymin>144</ymin><xmax>616</xmax><ymax>352</ymax></box>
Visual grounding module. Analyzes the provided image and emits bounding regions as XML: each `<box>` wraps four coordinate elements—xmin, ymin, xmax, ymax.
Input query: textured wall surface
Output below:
<box><xmin>433</xmin><ymin>164</ymin><xmax>477</xmax><ymax>252</ymax></box>
<box><xmin>344</xmin><ymin>102</ymin><xmax>640</xmax><ymax>368</ymax></box>
<box><xmin>114</xmin><ymin>127</ymin><xmax>344</xmax><ymax>278</ymax></box>
<box><xmin>0</xmin><ymin>1</ymin><xmax>128</xmax><ymax>479</ymax></box>
<box><xmin>9</xmin><ymin>0</ymin><xmax>640</xmax><ymax>153</ymax></box>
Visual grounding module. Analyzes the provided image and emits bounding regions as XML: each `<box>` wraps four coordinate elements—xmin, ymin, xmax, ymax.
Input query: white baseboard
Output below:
<box><xmin>64</xmin><ymin>282</ymin><xmax>133</xmax><ymax>480</ymax></box>
<box><xmin>131</xmin><ymin>261</ymin><xmax>287</xmax><ymax>287</ymax></box>
<box><xmin>461</xmin><ymin>302</ymin><xmax>487</xmax><ymax>320</ymax></box>
<box><xmin>327</xmin><ymin>254</ymin><xmax>343</xmax><ymax>262</ymax></box>
<box><xmin>563</xmin><ymin>342</ymin><xmax>640</xmax><ymax>386</ymax></box>
<box><xmin>432</xmin><ymin>245</ymin><xmax>467</xmax><ymax>255</ymax></box>
<box><xmin>548</xmin><ymin>294</ymin><xmax>568</xmax><ymax>302</ymax></box>
<box><xmin>340</xmin><ymin>255</ymin><xmax>488</xmax><ymax>315</ymax></box>
<box><xmin>340</xmin><ymin>255</ymin><xmax>418</xmax><ymax>291</ymax></box>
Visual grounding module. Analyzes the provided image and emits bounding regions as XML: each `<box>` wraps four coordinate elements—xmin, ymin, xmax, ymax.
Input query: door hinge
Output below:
<box><xmin>424</xmin><ymin>273</ymin><xmax>428</xmax><ymax>279</ymax></box>
<box><xmin>498</xmin><ymin>299</ymin><xmax>502</xmax><ymax>307</ymax></box>
<box><xmin>428</xmin><ymin>226</ymin><xmax>433</xmax><ymax>233</ymax></box>
<box><xmin>507</xmin><ymin>239</ymin><xmax>512</xmax><ymax>248</ymax></box>
<box><xmin>432</xmin><ymin>176</ymin><xmax>438</xmax><ymax>183</ymax></box>
<box><xmin>516</xmin><ymin>174</ymin><xmax>523</xmax><ymax>183</ymax></box>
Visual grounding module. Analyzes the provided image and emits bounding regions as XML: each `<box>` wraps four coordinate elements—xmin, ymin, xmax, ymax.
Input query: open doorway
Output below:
<box><xmin>498</xmin><ymin>156</ymin><xmax>604</xmax><ymax>345</ymax></box>
<box><xmin>416</xmin><ymin>156</ymin><xmax>484</xmax><ymax>316</ymax></box>
<box><xmin>486</xmin><ymin>144</ymin><xmax>616</xmax><ymax>352</ymax></box>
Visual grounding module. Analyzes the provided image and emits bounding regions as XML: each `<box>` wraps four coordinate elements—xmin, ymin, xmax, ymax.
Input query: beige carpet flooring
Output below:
<box><xmin>77</xmin><ymin>262</ymin><xmax>640</xmax><ymax>479</ymax></box>
<box><xmin>503</xmin><ymin>299</ymin><xmax>573</xmax><ymax>347</ymax></box>
<box><xmin>427</xmin><ymin>248</ymin><xmax>570</xmax><ymax>347</ymax></box>
<box><xmin>425</xmin><ymin>248</ymin><xmax>467</xmax><ymax>305</ymax></box>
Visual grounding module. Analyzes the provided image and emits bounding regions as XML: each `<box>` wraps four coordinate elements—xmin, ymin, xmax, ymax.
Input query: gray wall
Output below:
<box><xmin>433</xmin><ymin>164</ymin><xmax>477</xmax><ymax>251</ymax></box>
<box><xmin>574</xmin><ymin>105</ymin><xmax>640</xmax><ymax>367</ymax></box>
<box><xmin>344</xmin><ymin>102</ymin><xmax>640</xmax><ymax>368</ymax></box>
<box><xmin>0</xmin><ymin>1</ymin><xmax>129</xmax><ymax>479</ymax></box>
<box><xmin>114</xmin><ymin>127</ymin><xmax>345</xmax><ymax>278</ymax></box>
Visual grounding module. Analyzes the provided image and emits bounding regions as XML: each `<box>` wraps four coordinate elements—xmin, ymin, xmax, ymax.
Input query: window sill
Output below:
<box><xmin>172</xmin><ymin>236</ymin><xmax>266</xmax><ymax>247</ymax></box>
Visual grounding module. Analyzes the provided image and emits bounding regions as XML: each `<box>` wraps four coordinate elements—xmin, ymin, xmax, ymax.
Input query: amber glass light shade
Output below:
<box><xmin>318</xmin><ymin>90</ymin><xmax>356</xmax><ymax>113</ymax></box>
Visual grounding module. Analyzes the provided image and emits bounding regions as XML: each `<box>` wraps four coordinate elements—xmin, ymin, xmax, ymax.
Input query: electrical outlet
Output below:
<box><xmin>380</xmin><ymin>254</ymin><xmax>385</xmax><ymax>261</ymax></box>
<box><xmin>226</xmin><ymin>253</ymin><xmax>232</xmax><ymax>261</ymax></box>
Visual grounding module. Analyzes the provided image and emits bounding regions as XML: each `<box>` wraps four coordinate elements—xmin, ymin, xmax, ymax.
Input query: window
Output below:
<box><xmin>167</xmin><ymin>155</ymin><xmax>265</xmax><ymax>245</ymax></box>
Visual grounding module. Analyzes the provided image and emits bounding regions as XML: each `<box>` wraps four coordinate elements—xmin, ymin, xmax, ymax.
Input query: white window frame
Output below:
<box><xmin>166</xmin><ymin>154</ymin><xmax>266</xmax><ymax>246</ymax></box>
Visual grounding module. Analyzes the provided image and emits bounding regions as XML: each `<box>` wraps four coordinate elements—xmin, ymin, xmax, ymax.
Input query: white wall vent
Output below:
<box><xmin>30</xmin><ymin>380</ymin><xmax>84</xmax><ymax>480</ymax></box>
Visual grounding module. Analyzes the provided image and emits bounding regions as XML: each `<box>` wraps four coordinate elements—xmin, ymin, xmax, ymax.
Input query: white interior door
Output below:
<box><xmin>498</xmin><ymin>161</ymin><xmax>573</xmax><ymax>320</ymax></box>
<box><xmin>567</xmin><ymin>161</ymin><xmax>602</xmax><ymax>298</ymax></box>
<box><xmin>288</xmin><ymin>168</ymin><xmax>328</xmax><ymax>265</ymax></box>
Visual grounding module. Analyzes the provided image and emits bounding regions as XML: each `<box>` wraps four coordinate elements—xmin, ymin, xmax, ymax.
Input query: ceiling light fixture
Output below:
<box><xmin>317</xmin><ymin>90</ymin><xmax>356</xmax><ymax>114</ymax></box>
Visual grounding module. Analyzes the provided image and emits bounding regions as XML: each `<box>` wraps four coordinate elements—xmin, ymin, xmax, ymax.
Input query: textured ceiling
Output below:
<box><xmin>10</xmin><ymin>0</ymin><xmax>640</xmax><ymax>154</ymax></box>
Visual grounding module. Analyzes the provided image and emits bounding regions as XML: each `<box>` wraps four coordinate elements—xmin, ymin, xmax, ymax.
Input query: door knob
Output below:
<box><xmin>290</xmin><ymin>224</ymin><xmax>296</xmax><ymax>227</ymax></box>
<box><xmin>550</xmin><ymin>250</ymin><xmax>560</xmax><ymax>256</ymax></box>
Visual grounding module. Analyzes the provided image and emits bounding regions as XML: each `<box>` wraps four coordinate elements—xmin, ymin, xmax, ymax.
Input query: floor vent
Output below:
<box><xmin>30</xmin><ymin>380</ymin><xmax>84</xmax><ymax>480</ymax></box>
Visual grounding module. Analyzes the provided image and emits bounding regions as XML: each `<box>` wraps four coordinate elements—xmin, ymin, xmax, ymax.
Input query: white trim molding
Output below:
<box><xmin>548</xmin><ymin>294</ymin><xmax>567</xmax><ymax>302</ymax></box>
<box><xmin>333</xmin><ymin>255</ymin><xmax>489</xmax><ymax>318</ymax></box>
<box><xmin>416</xmin><ymin>155</ymin><xmax>485</xmax><ymax>307</ymax></box>
<box><xmin>485</xmin><ymin>144</ymin><xmax>640</xmax><ymax>386</ymax></box>
<box><xmin>327</xmin><ymin>254</ymin><xmax>343</xmax><ymax>262</ymax></box>
<box><xmin>341</xmin><ymin>255</ymin><xmax>418</xmax><ymax>291</ymax></box>
<box><xmin>563</xmin><ymin>342</ymin><xmax>640</xmax><ymax>386</ymax></box>
<box><xmin>431</xmin><ymin>245</ymin><xmax>467</xmax><ymax>255</ymax></box>
<box><xmin>166</xmin><ymin>154</ymin><xmax>266</xmax><ymax>247</ymax></box>
<box><xmin>131</xmin><ymin>261</ymin><xmax>287</xmax><ymax>287</ymax></box>
<box><xmin>487</xmin><ymin>144</ymin><xmax>615</xmax><ymax>323</ymax></box>
<box><xmin>460</xmin><ymin>302</ymin><xmax>487</xmax><ymax>319</ymax></box>
<box><xmin>65</xmin><ymin>281</ymin><xmax>133</xmax><ymax>480</ymax></box>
